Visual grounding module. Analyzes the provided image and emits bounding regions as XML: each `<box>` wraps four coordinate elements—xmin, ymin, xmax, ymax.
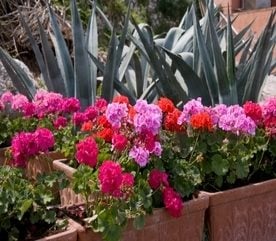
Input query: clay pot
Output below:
<box><xmin>71</xmin><ymin>195</ymin><xmax>209</xmax><ymax>241</ymax></box>
<box><xmin>53</xmin><ymin>159</ymin><xmax>85</xmax><ymax>206</ymax></box>
<box><xmin>26</xmin><ymin>152</ymin><xmax>65</xmax><ymax>181</ymax></box>
<box><xmin>0</xmin><ymin>148</ymin><xmax>64</xmax><ymax>179</ymax></box>
<box><xmin>0</xmin><ymin>147</ymin><xmax>9</xmax><ymax>166</ymax></box>
<box><xmin>35</xmin><ymin>219</ymin><xmax>78</xmax><ymax>241</ymax></box>
<box><xmin>202</xmin><ymin>178</ymin><xmax>276</xmax><ymax>241</ymax></box>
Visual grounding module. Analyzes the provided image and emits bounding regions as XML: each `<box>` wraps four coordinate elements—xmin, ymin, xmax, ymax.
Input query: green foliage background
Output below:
<box><xmin>51</xmin><ymin>0</ymin><xmax>192</xmax><ymax>33</ymax></box>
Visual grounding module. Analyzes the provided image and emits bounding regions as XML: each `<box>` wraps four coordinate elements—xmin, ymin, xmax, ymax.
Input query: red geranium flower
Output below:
<box><xmin>190</xmin><ymin>111</ymin><xmax>213</xmax><ymax>131</ymax></box>
<box><xmin>113</xmin><ymin>95</ymin><xmax>129</xmax><ymax>105</ymax></box>
<box><xmin>243</xmin><ymin>101</ymin><xmax>263</xmax><ymax>125</ymax></box>
<box><xmin>164</xmin><ymin>109</ymin><xmax>184</xmax><ymax>132</ymax></box>
<box><xmin>157</xmin><ymin>97</ymin><xmax>175</xmax><ymax>113</ymax></box>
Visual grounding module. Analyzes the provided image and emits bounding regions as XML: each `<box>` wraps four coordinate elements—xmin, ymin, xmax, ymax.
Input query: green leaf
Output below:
<box><xmin>86</xmin><ymin>1</ymin><xmax>98</xmax><ymax>105</ymax></box>
<box><xmin>206</xmin><ymin>4</ymin><xmax>232</xmax><ymax>104</ymax></box>
<box><xmin>242</xmin><ymin>12</ymin><xmax>275</xmax><ymax>103</ymax></box>
<box><xmin>226</xmin><ymin>172</ymin><xmax>236</xmax><ymax>184</ymax></box>
<box><xmin>192</xmin><ymin>5</ymin><xmax>218</xmax><ymax>105</ymax></box>
<box><xmin>37</xmin><ymin>19</ymin><xmax>67</xmax><ymax>94</ymax></box>
<box><xmin>211</xmin><ymin>154</ymin><xmax>229</xmax><ymax>176</ymax></box>
<box><xmin>201</xmin><ymin>160</ymin><xmax>212</xmax><ymax>174</ymax></box>
<box><xmin>19</xmin><ymin>199</ymin><xmax>33</xmax><ymax>220</ymax></box>
<box><xmin>19</xmin><ymin>12</ymin><xmax>49</xmax><ymax>85</ymax></box>
<box><xmin>43</xmin><ymin>210</ymin><xmax>56</xmax><ymax>224</ymax></box>
<box><xmin>95</xmin><ymin>5</ymin><xmax>113</xmax><ymax>32</ymax></box>
<box><xmin>235</xmin><ymin>162</ymin><xmax>249</xmax><ymax>179</ymax></box>
<box><xmin>269</xmin><ymin>139</ymin><xmax>276</xmax><ymax>156</ymax></box>
<box><xmin>164</xmin><ymin>49</ymin><xmax>212</xmax><ymax>105</ymax></box>
<box><xmin>48</xmin><ymin>3</ymin><xmax>74</xmax><ymax>97</ymax></box>
<box><xmin>163</xmin><ymin>27</ymin><xmax>185</xmax><ymax>50</ymax></box>
<box><xmin>226</xmin><ymin>9</ymin><xmax>237</xmax><ymax>104</ymax></box>
<box><xmin>101</xmin><ymin>27</ymin><xmax>117</xmax><ymax>102</ymax></box>
<box><xmin>0</xmin><ymin>47</ymin><xmax>36</xmax><ymax>99</ymax></box>
<box><xmin>214</xmin><ymin>175</ymin><xmax>223</xmax><ymax>187</ymax></box>
<box><xmin>132</xmin><ymin>20</ymin><xmax>182</xmax><ymax>103</ymax></box>
<box><xmin>88</xmin><ymin>52</ymin><xmax>136</xmax><ymax>104</ymax></box>
<box><xmin>133</xmin><ymin>215</ymin><xmax>145</xmax><ymax>230</ymax></box>
<box><xmin>71</xmin><ymin>0</ymin><xmax>92</xmax><ymax>107</ymax></box>
<box><xmin>115</xmin><ymin>0</ymin><xmax>131</xmax><ymax>71</ymax></box>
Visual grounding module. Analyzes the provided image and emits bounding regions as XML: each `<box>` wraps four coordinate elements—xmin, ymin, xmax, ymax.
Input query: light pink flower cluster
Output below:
<box><xmin>0</xmin><ymin>90</ymin><xmax>80</xmax><ymax>121</ymax></box>
<box><xmin>134</xmin><ymin>100</ymin><xmax>163</xmax><ymax>135</ymax></box>
<box><xmin>33</xmin><ymin>90</ymin><xmax>64</xmax><ymax>117</ymax></box>
<box><xmin>105</xmin><ymin>102</ymin><xmax>128</xmax><ymax>129</ymax></box>
<box><xmin>11</xmin><ymin>128</ymin><xmax>54</xmax><ymax>167</ymax></box>
<box><xmin>78</xmin><ymin>97</ymin><xmax>164</xmax><ymax>168</ymax></box>
<box><xmin>217</xmin><ymin>105</ymin><xmax>256</xmax><ymax>135</ymax></box>
<box><xmin>178</xmin><ymin>98</ymin><xmax>204</xmax><ymax>125</ymax></box>
<box><xmin>177</xmin><ymin>100</ymin><xmax>257</xmax><ymax>136</ymax></box>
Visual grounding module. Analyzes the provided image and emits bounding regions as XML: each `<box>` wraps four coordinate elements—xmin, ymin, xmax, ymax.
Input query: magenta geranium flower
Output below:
<box><xmin>148</xmin><ymin>169</ymin><xmax>169</xmax><ymax>189</ymax></box>
<box><xmin>98</xmin><ymin>160</ymin><xmax>123</xmax><ymax>196</ymax></box>
<box><xmin>162</xmin><ymin>187</ymin><xmax>183</xmax><ymax>218</ymax></box>
<box><xmin>75</xmin><ymin>137</ymin><xmax>98</xmax><ymax>167</ymax></box>
<box><xmin>33</xmin><ymin>128</ymin><xmax>55</xmax><ymax>152</ymax></box>
<box><xmin>112</xmin><ymin>133</ymin><xmax>128</xmax><ymax>151</ymax></box>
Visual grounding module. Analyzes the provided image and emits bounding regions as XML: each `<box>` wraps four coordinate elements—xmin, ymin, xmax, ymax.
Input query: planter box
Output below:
<box><xmin>0</xmin><ymin>147</ymin><xmax>9</xmax><ymax>166</ymax></box>
<box><xmin>36</xmin><ymin>219</ymin><xmax>78</xmax><ymax>241</ymax></box>
<box><xmin>27</xmin><ymin>152</ymin><xmax>64</xmax><ymax>180</ymax></box>
<box><xmin>244</xmin><ymin>0</ymin><xmax>271</xmax><ymax>9</ymax></box>
<box><xmin>0</xmin><ymin>148</ymin><xmax>64</xmax><ymax>179</ymax></box>
<box><xmin>53</xmin><ymin>159</ymin><xmax>85</xmax><ymax>206</ymax></box>
<box><xmin>202</xmin><ymin>178</ymin><xmax>276</xmax><ymax>241</ymax></box>
<box><xmin>72</xmin><ymin>195</ymin><xmax>209</xmax><ymax>241</ymax></box>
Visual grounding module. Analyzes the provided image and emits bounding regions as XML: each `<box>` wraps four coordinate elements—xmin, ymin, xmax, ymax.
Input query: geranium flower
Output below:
<box><xmin>178</xmin><ymin>98</ymin><xmax>204</xmax><ymax>125</ymax></box>
<box><xmin>129</xmin><ymin>145</ymin><xmax>150</xmax><ymax>167</ymax></box>
<box><xmin>157</xmin><ymin>97</ymin><xmax>175</xmax><ymax>113</ymax></box>
<box><xmin>148</xmin><ymin>169</ymin><xmax>169</xmax><ymax>189</ymax></box>
<box><xmin>162</xmin><ymin>187</ymin><xmax>183</xmax><ymax>218</ymax></box>
<box><xmin>190</xmin><ymin>111</ymin><xmax>213</xmax><ymax>131</ymax></box>
<box><xmin>243</xmin><ymin>101</ymin><xmax>263</xmax><ymax>125</ymax></box>
<box><xmin>98</xmin><ymin>160</ymin><xmax>123</xmax><ymax>196</ymax></box>
<box><xmin>53</xmin><ymin>116</ymin><xmax>68</xmax><ymax>129</ymax></box>
<box><xmin>105</xmin><ymin>102</ymin><xmax>128</xmax><ymax>129</ymax></box>
<box><xmin>164</xmin><ymin>108</ymin><xmax>184</xmax><ymax>132</ymax></box>
<box><xmin>76</xmin><ymin>137</ymin><xmax>98</xmax><ymax>167</ymax></box>
<box><xmin>112</xmin><ymin>133</ymin><xmax>128</xmax><ymax>151</ymax></box>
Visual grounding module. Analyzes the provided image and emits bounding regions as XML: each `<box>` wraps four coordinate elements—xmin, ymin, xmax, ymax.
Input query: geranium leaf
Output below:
<box><xmin>211</xmin><ymin>154</ymin><xmax>229</xmax><ymax>176</ymax></box>
<box><xmin>19</xmin><ymin>199</ymin><xmax>33</xmax><ymax>220</ymax></box>
<box><xmin>133</xmin><ymin>215</ymin><xmax>145</xmax><ymax>230</ymax></box>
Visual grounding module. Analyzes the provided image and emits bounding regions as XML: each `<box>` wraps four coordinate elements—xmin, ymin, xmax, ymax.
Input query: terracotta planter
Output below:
<box><xmin>202</xmin><ymin>178</ymin><xmax>276</xmax><ymax>241</ymax></box>
<box><xmin>35</xmin><ymin>219</ymin><xmax>78</xmax><ymax>241</ymax></box>
<box><xmin>26</xmin><ymin>152</ymin><xmax>65</xmax><ymax>180</ymax></box>
<box><xmin>53</xmin><ymin>159</ymin><xmax>85</xmax><ymax>206</ymax></box>
<box><xmin>71</xmin><ymin>195</ymin><xmax>209</xmax><ymax>241</ymax></box>
<box><xmin>0</xmin><ymin>147</ymin><xmax>9</xmax><ymax>166</ymax></box>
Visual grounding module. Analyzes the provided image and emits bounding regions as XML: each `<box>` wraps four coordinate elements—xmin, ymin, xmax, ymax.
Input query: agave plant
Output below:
<box><xmin>1</xmin><ymin>0</ymin><xmax>274</xmax><ymax>108</ymax></box>
<box><xmin>128</xmin><ymin>0</ymin><xmax>275</xmax><ymax>106</ymax></box>
<box><xmin>0</xmin><ymin>0</ymin><xmax>135</xmax><ymax>107</ymax></box>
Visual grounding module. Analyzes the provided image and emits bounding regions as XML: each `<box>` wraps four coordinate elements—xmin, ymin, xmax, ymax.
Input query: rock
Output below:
<box><xmin>259</xmin><ymin>75</ymin><xmax>276</xmax><ymax>103</ymax></box>
<box><xmin>0</xmin><ymin>58</ymin><xmax>36</xmax><ymax>95</ymax></box>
